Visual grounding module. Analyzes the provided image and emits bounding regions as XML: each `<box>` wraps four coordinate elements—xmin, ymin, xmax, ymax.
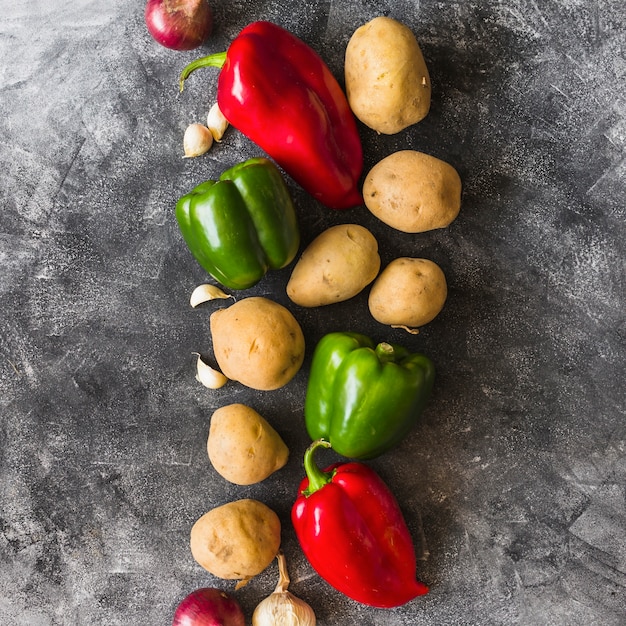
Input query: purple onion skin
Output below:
<box><xmin>172</xmin><ymin>588</ymin><xmax>245</xmax><ymax>626</ymax></box>
<box><xmin>145</xmin><ymin>0</ymin><xmax>213</xmax><ymax>51</ymax></box>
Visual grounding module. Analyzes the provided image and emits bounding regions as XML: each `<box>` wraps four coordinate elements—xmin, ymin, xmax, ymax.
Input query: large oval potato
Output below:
<box><xmin>363</xmin><ymin>150</ymin><xmax>462</xmax><ymax>233</ymax></box>
<box><xmin>286</xmin><ymin>224</ymin><xmax>380</xmax><ymax>307</ymax></box>
<box><xmin>345</xmin><ymin>16</ymin><xmax>431</xmax><ymax>134</ymax></box>
<box><xmin>207</xmin><ymin>404</ymin><xmax>289</xmax><ymax>485</ymax></box>
<box><xmin>190</xmin><ymin>499</ymin><xmax>281</xmax><ymax>586</ymax></box>
<box><xmin>210</xmin><ymin>297</ymin><xmax>304</xmax><ymax>390</ymax></box>
<box><xmin>368</xmin><ymin>257</ymin><xmax>448</xmax><ymax>329</ymax></box>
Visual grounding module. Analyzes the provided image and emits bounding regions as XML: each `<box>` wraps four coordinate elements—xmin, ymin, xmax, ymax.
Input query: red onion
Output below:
<box><xmin>145</xmin><ymin>0</ymin><xmax>213</xmax><ymax>51</ymax></box>
<box><xmin>172</xmin><ymin>587</ymin><xmax>245</xmax><ymax>626</ymax></box>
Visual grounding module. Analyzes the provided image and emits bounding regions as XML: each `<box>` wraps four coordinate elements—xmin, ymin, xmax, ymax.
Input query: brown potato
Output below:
<box><xmin>345</xmin><ymin>16</ymin><xmax>431</xmax><ymax>134</ymax></box>
<box><xmin>210</xmin><ymin>297</ymin><xmax>304</xmax><ymax>391</ymax></box>
<box><xmin>368</xmin><ymin>257</ymin><xmax>447</xmax><ymax>329</ymax></box>
<box><xmin>190</xmin><ymin>499</ymin><xmax>281</xmax><ymax>587</ymax></box>
<box><xmin>363</xmin><ymin>150</ymin><xmax>462</xmax><ymax>233</ymax></box>
<box><xmin>207</xmin><ymin>404</ymin><xmax>289</xmax><ymax>485</ymax></box>
<box><xmin>286</xmin><ymin>224</ymin><xmax>380</xmax><ymax>307</ymax></box>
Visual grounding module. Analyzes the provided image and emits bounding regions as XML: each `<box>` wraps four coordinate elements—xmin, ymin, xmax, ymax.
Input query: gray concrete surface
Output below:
<box><xmin>1</xmin><ymin>1</ymin><xmax>625</xmax><ymax>624</ymax></box>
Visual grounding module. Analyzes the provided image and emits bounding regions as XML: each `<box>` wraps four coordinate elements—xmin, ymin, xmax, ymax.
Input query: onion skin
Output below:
<box><xmin>172</xmin><ymin>588</ymin><xmax>245</xmax><ymax>626</ymax></box>
<box><xmin>145</xmin><ymin>0</ymin><xmax>213</xmax><ymax>51</ymax></box>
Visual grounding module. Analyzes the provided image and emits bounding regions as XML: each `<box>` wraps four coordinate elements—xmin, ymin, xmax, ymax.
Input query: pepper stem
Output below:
<box><xmin>375</xmin><ymin>342</ymin><xmax>397</xmax><ymax>363</ymax></box>
<box><xmin>302</xmin><ymin>439</ymin><xmax>333</xmax><ymax>496</ymax></box>
<box><xmin>179</xmin><ymin>51</ymin><xmax>227</xmax><ymax>92</ymax></box>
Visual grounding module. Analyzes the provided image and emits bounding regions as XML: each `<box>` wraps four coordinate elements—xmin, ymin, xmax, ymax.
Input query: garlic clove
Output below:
<box><xmin>194</xmin><ymin>353</ymin><xmax>228</xmax><ymax>389</ymax></box>
<box><xmin>183</xmin><ymin>123</ymin><xmax>213</xmax><ymax>157</ymax></box>
<box><xmin>190</xmin><ymin>283</ymin><xmax>233</xmax><ymax>308</ymax></box>
<box><xmin>207</xmin><ymin>103</ymin><xmax>229</xmax><ymax>142</ymax></box>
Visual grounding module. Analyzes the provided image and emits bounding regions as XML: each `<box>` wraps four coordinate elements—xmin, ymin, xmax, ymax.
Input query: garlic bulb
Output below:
<box><xmin>252</xmin><ymin>552</ymin><xmax>316</xmax><ymax>626</ymax></box>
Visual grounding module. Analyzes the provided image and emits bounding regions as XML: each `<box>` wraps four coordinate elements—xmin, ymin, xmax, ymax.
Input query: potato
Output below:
<box><xmin>207</xmin><ymin>403</ymin><xmax>289</xmax><ymax>485</ymax></box>
<box><xmin>210</xmin><ymin>297</ymin><xmax>304</xmax><ymax>391</ymax></box>
<box><xmin>368</xmin><ymin>257</ymin><xmax>447</xmax><ymax>329</ymax></box>
<box><xmin>363</xmin><ymin>150</ymin><xmax>462</xmax><ymax>233</ymax></box>
<box><xmin>286</xmin><ymin>224</ymin><xmax>380</xmax><ymax>307</ymax></box>
<box><xmin>345</xmin><ymin>16</ymin><xmax>431</xmax><ymax>134</ymax></box>
<box><xmin>190</xmin><ymin>499</ymin><xmax>281</xmax><ymax>586</ymax></box>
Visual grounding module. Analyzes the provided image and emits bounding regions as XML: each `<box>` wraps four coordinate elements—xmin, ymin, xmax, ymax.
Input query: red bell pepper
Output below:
<box><xmin>179</xmin><ymin>21</ymin><xmax>363</xmax><ymax>210</ymax></box>
<box><xmin>291</xmin><ymin>439</ymin><xmax>429</xmax><ymax>608</ymax></box>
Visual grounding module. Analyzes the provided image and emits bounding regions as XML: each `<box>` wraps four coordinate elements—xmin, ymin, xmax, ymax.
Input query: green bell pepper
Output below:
<box><xmin>304</xmin><ymin>332</ymin><xmax>435</xmax><ymax>459</ymax></box>
<box><xmin>175</xmin><ymin>157</ymin><xmax>300</xmax><ymax>290</ymax></box>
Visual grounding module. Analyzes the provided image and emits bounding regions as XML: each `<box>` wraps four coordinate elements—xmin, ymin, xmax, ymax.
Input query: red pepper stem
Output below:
<box><xmin>179</xmin><ymin>51</ymin><xmax>227</xmax><ymax>92</ymax></box>
<box><xmin>303</xmin><ymin>438</ymin><xmax>333</xmax><ymax>496</ymax></box>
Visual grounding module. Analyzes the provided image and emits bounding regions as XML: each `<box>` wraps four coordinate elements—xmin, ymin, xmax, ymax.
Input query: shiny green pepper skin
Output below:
<box><xmin>304</xmin><ymin>332</ymin><xmax>435</xmax><ymax>459</ymax></box>
<box><xmin>175</xmin><ymin>157</ymin><xmax>300</xmax><ymax>289</ymax></box>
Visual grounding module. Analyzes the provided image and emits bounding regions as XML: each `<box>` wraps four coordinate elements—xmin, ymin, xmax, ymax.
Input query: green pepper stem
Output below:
<box><xmin>303</xmin><ymin>439</ymin><xmax>333</xmax><ymax>496</ymax></box>
<box><xmin>375</xmin><ymin>342</ymin><xmax>397</xmax><ymax>363</ymax></box>
<box><xmin>179</xmin><ymin>51</ymin><xmax>228</xmax><ymax>92</ymax></box>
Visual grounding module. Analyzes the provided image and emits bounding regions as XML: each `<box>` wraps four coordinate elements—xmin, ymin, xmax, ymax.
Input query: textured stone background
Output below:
<box><xmin>1</xmin><ymin>1</ymin><xmax>624</xmax><ymax>625</ymax></box>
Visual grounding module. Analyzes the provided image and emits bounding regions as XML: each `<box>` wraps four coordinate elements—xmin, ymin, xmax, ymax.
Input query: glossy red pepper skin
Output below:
<box><xmin>180</xmin><ymin>21</ymin><xmax>363</xmax><ymax>210</ymax></box>
<box><xmin>291</xmin><ymin>440</ymin><xmax>429</xmax><ymax>608</ymax></box>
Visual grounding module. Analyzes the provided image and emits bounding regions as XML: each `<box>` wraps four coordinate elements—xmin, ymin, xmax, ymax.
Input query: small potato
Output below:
<box><xmin>286</xmin><ymin>224</ymin><xmax>380</xmax><ymax>307</ymax></box>
<box><xmin>210</xmin><ymin>297</ymin><xmax>305</xmax><ymax>391</ymax></box>
<box><xmin>345</xmin><ymin>16</ymin><xmax>431</xmax><ymax>134</ymax></box>
<box><xmin>207</xmin><ymin>404</ymin><xmax>289</xmax><ymax>485</ymax></box>
<box><xmin>363</xmin><ymin>150</ymin><xmax>462</xmax><ymax>233</ymax></box>
<box><xmin>368</xmin><ymin>257</ymin><xmax>447</xmax><ymax>329</ymax></box>
<box><xmin>190</xmin><ymin>499</ymin><xmax>281</xmax><ymax>587</ymax></box>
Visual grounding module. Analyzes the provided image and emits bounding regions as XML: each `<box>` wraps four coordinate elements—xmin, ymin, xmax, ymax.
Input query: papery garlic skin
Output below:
<box><xmin>184</xmin><ymin>123</ymin><xmax>213</xmax><ymax>157</ymax></box>
<box><xmin>252</xmin><ymin>592</ymin><xmax>316</xmax><ymax>626</ymax></box>
<box><xmin>207</xmin><ymin>103</ymin><xmax>229</xmax><ymax>141</ymax></box>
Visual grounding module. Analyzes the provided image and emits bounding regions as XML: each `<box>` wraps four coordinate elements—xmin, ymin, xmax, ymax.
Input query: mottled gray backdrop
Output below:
<box><xmin>1</xmin><ymin>1</ymin><xmax>624</xmax><ymax>625</ymax></box>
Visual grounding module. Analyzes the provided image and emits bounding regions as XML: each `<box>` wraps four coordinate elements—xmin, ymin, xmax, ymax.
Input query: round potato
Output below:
<box><xmin>190</xmin><ymin>499</ymin><xmax>281</xmax><ymax>586</ymax></box>
<box><xmin>368</xmin><ymin>257</ymin><xmax>447</xmax><ymax>329</ymax></box>
<box><xmin>286</xmin><ymin>224</ymin><xmax>380</xmax><ymax>307</ymax></box>
<box><xmin>207</xmin><ymin>403</ymin><xmax>289</xmax><ymax>485</ymax></box>
<box><xmin>363</xmin><ymin>150</ymin><xmax>462</xmax><ymax>233</ymax></box>
<box><xmin>210</xmin><ymin>297</ymin><xmax>304</xmax><ymax>391</ymax></box>
<box><xmin>345</xmin><ymin>16</ymin><xmax>431</xmax><ymax>134</ymax></box>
